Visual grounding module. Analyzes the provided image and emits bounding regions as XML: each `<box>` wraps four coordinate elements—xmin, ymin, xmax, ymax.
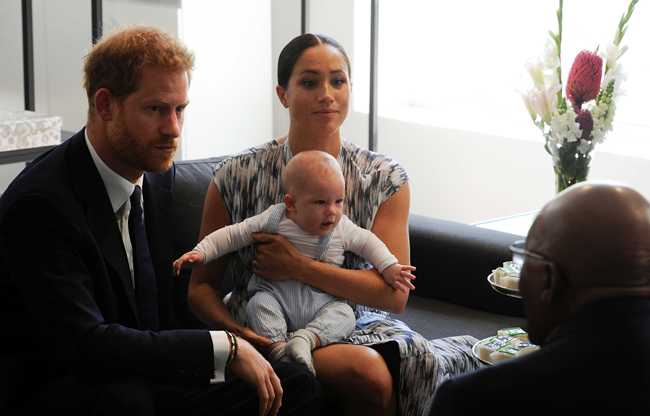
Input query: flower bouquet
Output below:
<box><xmin>522</xmin><ymin>0</ymin><xmax>638</xmax><ymax>193</ymax></box>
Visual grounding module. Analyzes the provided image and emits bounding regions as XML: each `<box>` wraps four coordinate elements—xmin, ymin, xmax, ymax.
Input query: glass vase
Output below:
<box><xmin>553</xmin><ymin>146</ymin><xmax>591</xmax><ymax>193</ymax></box>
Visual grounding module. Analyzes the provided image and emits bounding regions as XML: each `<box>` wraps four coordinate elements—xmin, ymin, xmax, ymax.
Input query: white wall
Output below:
<box><xmin>0</xmin><ymin>1</ymin><xmax>24</xmax><ymax>111</ymax></box>
<box><xmin>271</xmin><ymin>0</ymin><xmax>301</xmax><ymax>141</ymax></box>
<box><xmin>0</xmin><ymin>1</ymin><xmax>31</xmax><ymax>193</ymax></box>
<box><xmin>181</xmin><ymin>0</ymin><xmax>272</xmax><ymax>159</ymax></box>
<box><xmin>0</xmin><ymin>163</ymin><xmax>25</xmax><ymax>194</ymax></box>
<box><xmin>104</xmin><ymin>0</ymin><xmax>179</xmax><ymax>36</ymax></box>
<box><xmin>0</xmin><ymin>0</ymin><xmax>90</xmax><ymax>124</ymax></box>
<box><xmin>32</xmin><ymin>0</ymin><xmax>91</xmax><ymax>131</ymax></box>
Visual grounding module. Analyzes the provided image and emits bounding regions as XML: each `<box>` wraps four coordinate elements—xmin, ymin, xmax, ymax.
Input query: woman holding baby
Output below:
<box><xmin>188</xmin><ymin>33</ymin><xmax>481</xmax><ymax>415</ymax></box>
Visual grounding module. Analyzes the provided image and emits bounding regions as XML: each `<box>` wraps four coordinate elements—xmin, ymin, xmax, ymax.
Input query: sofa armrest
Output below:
<box><xmin>409</xmin><ymin>214</ymin><xmax>524</xmax><ymax>317</ymax></box>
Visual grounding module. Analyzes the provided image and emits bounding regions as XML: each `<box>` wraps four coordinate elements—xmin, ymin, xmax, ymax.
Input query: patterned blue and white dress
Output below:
<box><xmin>213</xmin><ymin>139</ymin><xmax>481</xmax><ymax>416</ymax></box>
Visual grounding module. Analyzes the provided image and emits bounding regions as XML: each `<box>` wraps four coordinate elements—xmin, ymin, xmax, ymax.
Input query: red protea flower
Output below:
<box><xmin>575</xmin><ymin>109</ymin><xmax>594</xmax><ymax>140</ymax></box>
<box><xmin>566</xmin><ymin>50</ymin><xmax>603</xmax><ymax>109</ymax></box>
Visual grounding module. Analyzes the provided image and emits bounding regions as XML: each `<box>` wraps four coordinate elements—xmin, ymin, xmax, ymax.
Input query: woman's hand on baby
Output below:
<box><xmin>172</xmin><ymin>250</ymin><xmax>205</xmax><ymax>276</ymax></box>
<box><xmin>382</xmin><ymin>263</ymin><xmax>416</xmax><ymax>293</ymax></box>
<box><xmin>237</xmin><ymin>326</ymin><xmax>274</xmax><ymax>351</ymax></box>
<box><xmin>251</xmin><ymin>233</ymin><xmax>309</xmax><ymax>281</ymax></box>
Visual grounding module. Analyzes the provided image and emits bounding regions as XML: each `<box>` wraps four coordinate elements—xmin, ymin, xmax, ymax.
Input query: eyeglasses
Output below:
<box><xmin>509</xmin><ymin>239</ymin><xmax>551</xmax><ymax>267</ymax></box>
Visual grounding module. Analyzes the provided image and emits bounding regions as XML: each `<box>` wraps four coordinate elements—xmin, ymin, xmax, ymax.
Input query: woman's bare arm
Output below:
<box><xmin>252</xmin><ymin>184</ymin><xmax>412</xmax><ymax>314</ymax></box>
<box><xmin>188</xmin><ymin>182</ymin><xmax>272</xmax><ymax>347</ymax></box>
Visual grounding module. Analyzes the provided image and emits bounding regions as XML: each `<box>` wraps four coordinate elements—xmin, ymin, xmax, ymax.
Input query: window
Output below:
<box><xmin>354</xmin><ymin>0</ymin><xmax>650</xmax><ymax>158</ymax></box>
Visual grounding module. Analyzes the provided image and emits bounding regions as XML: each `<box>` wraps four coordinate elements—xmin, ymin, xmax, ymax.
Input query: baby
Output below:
<box><xmin>174</xmin><ymin>150</ymin><xmax>416</xmax><ymax>374</ymax></box>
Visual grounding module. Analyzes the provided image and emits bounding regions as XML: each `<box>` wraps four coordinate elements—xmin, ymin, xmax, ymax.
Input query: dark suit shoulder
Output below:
<box><xmin>431</xmin><ymin>361</ymin><xmax>522</xmax><ymax>414</ymax></box>
<box><xmin>432</xmin><ymin>328</ymin><xmax>650</xmax><ymax>415</ymax></box>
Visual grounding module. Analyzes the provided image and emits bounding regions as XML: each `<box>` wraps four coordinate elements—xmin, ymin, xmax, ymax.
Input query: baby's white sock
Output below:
<box><xmin>286</xmin><ymin>329</ymin><xmax>319</xmax><ymax>375</ymax></box>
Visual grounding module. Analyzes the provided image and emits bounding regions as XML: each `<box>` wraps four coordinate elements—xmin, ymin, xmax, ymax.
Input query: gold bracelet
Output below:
<box><xmin>224</xmin><ymin>330</ymin><xmax>235</xmax><ymax>366</ymax></box>
<box><xmin>230</xmin><ymin>332</ymin><xmax>238</xmax><ymax>363</ymax></box>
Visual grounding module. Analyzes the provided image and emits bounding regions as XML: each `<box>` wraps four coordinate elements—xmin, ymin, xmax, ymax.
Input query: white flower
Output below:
<box><xmin>530</xmin><ymin>85</ymin><xmax>560</xmax><ymax>124</ymax></box>
<box><xmin>586</xmin><ymin>100</ymin><xmax>615</xmax><ymax>144</ymax></box>
<box><xmin>543</xmin><ymin>40</ymin><xmax>560</xmax><ymax>70</ymax></box>
<box><xmin>601</xmin><ymin>43</ymin><xmax>628</xmax><ymax>73</ymax></box>
<box><xmin>526</xmin><ymin>60</ymin><xmax>546</xmax><ymax>89</ymax></box>
<box><xmin>605</xmin><ymin>67</ymin><xmax>627</xmax><ymax>98</ymax></box>
<box><xmin>601</xmin><ymin>44</ymin><xmax>628</xmax><ymax>97</ymax></box>
<box><xmin>549</xmin><ymin>107</ymin><xmax>581</xmax><ymax>144</ymax></box>
<box><xmin>521</xmin><ymin>91</ymin><xmax>538</xmax><ymax>122</ymax></box>
<box><xmin>545</xmin><ymin>70</ymin><xmax>561</xmax><ymax>88</ymax></box>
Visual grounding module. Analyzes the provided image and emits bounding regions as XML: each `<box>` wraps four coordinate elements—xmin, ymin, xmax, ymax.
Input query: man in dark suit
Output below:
<box><xmin>0</xmin><ymin>26</ymin><xmax>320</xmax><ymax>416</ymax></box>
<box><xmin>431</xmin><ymin>182</ymin><xmax>650</xmax><ymax>414</ymax></box>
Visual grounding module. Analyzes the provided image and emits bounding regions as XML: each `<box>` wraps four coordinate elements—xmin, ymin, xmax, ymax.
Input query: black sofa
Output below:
<box><xmin>170</xmin><ymin>158</ymin><xmax>527</xmax><ymax>340</ymax></box>
<box><xmin>0</xmin><ymin>156</ymin><xmax>527</xmax><ymax>411</ymax></box>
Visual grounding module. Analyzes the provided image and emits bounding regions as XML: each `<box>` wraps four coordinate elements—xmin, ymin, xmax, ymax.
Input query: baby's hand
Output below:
<box><xmin>172</xmin><ymin>251</ymin><xmax>206</xmax><ymax>276</ymax></box>
<box><xmin>381</xmin><ymin>263</ymin><xmax>416</xmax><ymax>293</ymax></box>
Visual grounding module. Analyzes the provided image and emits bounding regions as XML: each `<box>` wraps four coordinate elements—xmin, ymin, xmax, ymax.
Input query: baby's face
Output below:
<box><xmin>291</xmin><ymin>174</ymin><xmax>345</xmax><ymax>236</ymax></box>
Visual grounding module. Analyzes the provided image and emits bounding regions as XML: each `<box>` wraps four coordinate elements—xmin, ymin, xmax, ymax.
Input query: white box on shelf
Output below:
<box><xmin>0</xmin><ymin>110</ymin><xmax>63</xmax><ymax>152</ymax></box>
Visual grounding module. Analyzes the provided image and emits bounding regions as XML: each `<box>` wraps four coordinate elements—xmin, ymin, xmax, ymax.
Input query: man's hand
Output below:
<box><xmin>172</xmin><ymin>250</ymin><xmax>205</xmax><ymax>276</ymax></box>
<box><xmin>251</xmin><ymin>233</ymin><xmax>309</xmax><ymax>281</ymax></box>
<box><xmin>229</xmin><ymin>337</ymin><xmax>283</xmax><ymax>416</ymax></box>
<box><xmin>381</xmin><ymin>263</ymin><xmax>416</xmax><ymax>293</ymax></box>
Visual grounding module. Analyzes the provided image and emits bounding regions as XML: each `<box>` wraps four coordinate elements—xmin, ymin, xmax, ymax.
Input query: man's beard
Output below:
<box><xmin>106</xmin><ymin>118</ymin><xmax>176</xmax><ymax>174</ymax></box>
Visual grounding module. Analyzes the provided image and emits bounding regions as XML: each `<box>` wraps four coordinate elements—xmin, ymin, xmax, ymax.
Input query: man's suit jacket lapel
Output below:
<box><xmin>66</xmin><ymin>130</ymin><xmax>140</xmax><ymax>323</ymax></box>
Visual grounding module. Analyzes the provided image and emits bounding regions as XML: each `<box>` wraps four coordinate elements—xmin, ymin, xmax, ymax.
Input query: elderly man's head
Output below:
<box><xmin>520</xmin><ymin>182</ymin><xmax>650</xmax><ymax>345</ymax></box>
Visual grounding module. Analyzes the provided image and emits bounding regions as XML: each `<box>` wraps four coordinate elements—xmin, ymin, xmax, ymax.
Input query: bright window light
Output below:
<box><xmin>354</xmin><ymin>0</ymin><xmax>650</xmax><ymax>158</ymax></box>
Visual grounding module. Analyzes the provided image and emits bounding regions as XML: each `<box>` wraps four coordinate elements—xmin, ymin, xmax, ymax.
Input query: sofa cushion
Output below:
<box><xmin>400</xmin><ymin>295</ymin><xmax>526</xmax><ymax>341</ymax></box>
<box><xmin>170</xmin><ymin>157</ymin><xmax>223</xmax><ymax>328</ymax></box>
<box><xmin>409</xmin><ymin>214</ymin><xmax>525</xmax><ymax>317</ymax></box>
<box><xmin>171</xmin><ymin>157</ymin><xmax>223</xmax><ymax>254</ymax></box>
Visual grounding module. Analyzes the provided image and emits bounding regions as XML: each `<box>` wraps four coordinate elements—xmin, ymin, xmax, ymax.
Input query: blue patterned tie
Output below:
<box><xmin>129</xmin><ymin>185</ymin><xmax>159</xmax><ymax>329</ymax></box>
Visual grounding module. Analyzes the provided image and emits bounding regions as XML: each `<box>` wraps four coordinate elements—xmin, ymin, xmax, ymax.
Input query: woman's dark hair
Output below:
<box><xmin>277</xmin><ymin>33</ymin><xmax>351</xmax><ymax>88</ymax></box>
